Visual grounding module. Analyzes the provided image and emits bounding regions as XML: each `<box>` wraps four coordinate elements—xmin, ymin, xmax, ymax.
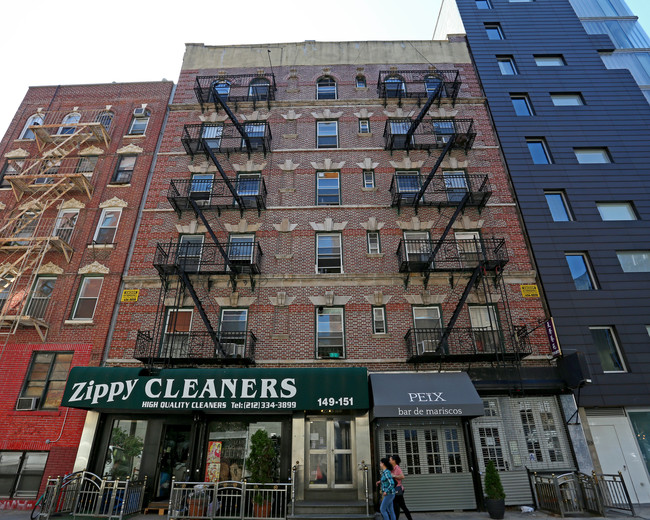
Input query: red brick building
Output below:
<box><xmin>0</xmin><ymin>80</ymin><xmax>173</xmax><ymax>508</ymax></box>
<box><xmin>56</xmin><ymin>40</ymin><xmax>580</xmax><ymax>513</ymax></box>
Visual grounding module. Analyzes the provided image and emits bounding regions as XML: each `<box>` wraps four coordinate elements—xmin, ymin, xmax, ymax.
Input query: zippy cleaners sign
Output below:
<box><xmin>62</xmin><ymin>367</ymin><xmax>368</xmax><ymax>411</ymax></box>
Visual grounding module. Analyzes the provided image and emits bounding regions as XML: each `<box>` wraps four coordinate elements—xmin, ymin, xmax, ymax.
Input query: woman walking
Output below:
<box><xmin>390</xmin><ymin>455</ymin><xmax>413</xmax><ymax>520</ymax></box>
<box><xmin>377</xmin><ymin>458</ymin><xmax>397</xmax><ymax>520</ymax></box>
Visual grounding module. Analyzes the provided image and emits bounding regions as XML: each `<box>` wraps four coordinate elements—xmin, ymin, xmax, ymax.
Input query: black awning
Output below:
<box><xmin>370</xmin><ymin>372</ymin><xmax>484</xmax><ymax>418</ymax></box>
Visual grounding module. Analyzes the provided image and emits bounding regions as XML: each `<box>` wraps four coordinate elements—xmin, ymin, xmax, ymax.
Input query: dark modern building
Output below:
<box><xmin>435</xmin><ymin>0</ymin><xmax>650</xmax><ymax>503</ymax></box>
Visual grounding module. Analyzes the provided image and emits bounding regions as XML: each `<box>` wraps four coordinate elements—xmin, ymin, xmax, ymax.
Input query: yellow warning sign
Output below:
<box><xmin>121</xmin><ymin>289</ymin><xmax>140</xmax><ymax>303</ymax></box>
<box><xmin>520</xmin><ymin>285</ymin><xmax>540</xmax><ymax>298</ymax></box>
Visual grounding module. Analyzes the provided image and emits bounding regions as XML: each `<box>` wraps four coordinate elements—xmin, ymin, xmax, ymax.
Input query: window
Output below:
<box><xmin>443</xmin><ymin>170</ymin><xmax>469</xmax><ymax>202</ymax></box>
<box><xmin>317</xmin><ymin>171</ymin><xmax>340</xmax><ymax>205</ymax></box>
<box><xmin>413</xmin><ymin>307</ymin><xmax>442</xmax><ymax>354</ymax></box>
<box><xmin>213</xmin><ymin>81</ymin><xmax>231</xmax><ymax>101</ymax></box>
<box><xmin>617</xmin><ymin>251</ymin><xmax>650</xmax><ymax>272</ymax></box>
<box><xmin>372</xmin><ymin>307</ymin><xmax>387</xmax><ymax>334</ymax></box>
<box><xmin>527</xmin><ymin>138</ymin><xmax>552</xmax><ymax>164</ymax></box>
<box><xmin>76</xmin><ymin>156</ymin><xmax>98</xmax><ymax>176</ymax></box>
<box><xmin>0</xmin><ymin>451</ymin><xmax>48</xmax><ymax>498</ymax></box>
<box><xmin>128</xmin><ymin>109</ymin><xmax>150</xmax><ymax>135</ymax></box>
<box><xmin>456</xmin><ymin>231</ymin><xmax>483</xmax><ymax>266</ymax></box>
<box><xmin>236</xmin><ymin>173</ymin><xmax>261</xmax><ymax>207</ymax></box>
<box><xmin>96</xmin><ymin>111</ymin><xmax>113</xmax><ymax>132</ymax></box>
<box><xmin>19</xmin><ymin>352</ymin><xmax>73</xmax><ymax>410</ymax></box>
<box><xmin>395</xmin><ymin>171</ymin><xmax>421</xmax><ymax>202</ymax></box>
<box><xmin>476</xmin><ymin>0</ymin><xmax>492</xmax><ymax>8</ymax></box>
<box><xmin>550</xmin><ymin>93</ymin><xmax>584</xmax><ymax>106</ymax></box>
<box><xmin>19</xmin><ymin>114</ymin><xmax>44</xmax><ymax>140</ymax></box>
<box><xmin>25</xmin><ymin>277</ymin><xmax>56</xmax><ymax>319</ymax></box>
<box><xmin>535</xmin><ymin>55</ymin><xmax>566</xmax><ymax>66</ymax></box>
<box><xmin>590</xmin><ymin>327</ymin><xmax>626</xmax><ymax>372</ymax></box>
<box><xmin>57</xmin><ymin>113</ymin><xmax>81</xmax><ymax>135</ymax></box>
<box><xmin>72</xmin><ymin>277</ymin><xmax>103</xmax><ymax>320</ymax></box>
<box><xmin>162</xmin><ymin>308</ymin><xmax>192</xmax><ymax>357</ymax></box>
<box><xmin>316</xmin><ymin>234</ymin><xmax>342</xmax><ymax>273</ymax></box>
<box><xmin>385</xmin><ymin>76</ymin><xmax>406</xmax><ymax>97</ymax></box>
<box><xmin>249</xmin><ymin>78</ymin><xmax>271</xmax><ymax>100</ymax></box>
<box><xmin>597</xmin><ymin>202</ymin><xmax>637</xmax><ymax>221</ymax></box>
<box><xmin>242</xmin><ymin>123</ymin><xmax>266</xmax><ymax>151</ymax></box>
<box><xmin>316</xmin><ymin>307</ymin><xmax>344</xmax><ymax>358</ymax></box>
<box><xmin>356</xmin><ymin>75</ymin><xmax>367</xmax><ymax>88</ymax></box>
<box><xmin>544</xmin><ymin>191</ymin><xmax>573</xmax><ymax>221</ymax></box>
<box><xmin>317</xmin><ymin>121</ymin><xmax>338</xmax><ymax>148</ymax></box>
<box><xmin>94</xmin><ymin>208</ymin><xmax>122</xmax><ymax>244</ymax></box>
<box><xmin>367</xmin><ymin>232</ymin><xmax>381</xmax><ymax>254</ymax></box>
<box><xmin>574</xmin><ymin>148</ymin><xmax>611</xmax><ymax>164</ymax></box>
<box><xmin>220</xmin><ymin>309</ymin><xmax>248</xmax><ymax>357</ymax></box>
<box><xmin>359</xmin><ymin>119</ymin><xmax>370</xmax><ymax>134</ymax></box>
<box><xmin>178</xmin><ymin>235</ymin><xmax>204</xmax><ymax>272</ymax></box>
<box><xmin>424</xmin><ymin>75</ymin><xmax>443</xmax><ymax>96</ymax></box>
<box><xmin>433</xmin><ymin>120</ymin><xmax>455</xmax><ymax>144</ymax></box>
<box><xmin>363</xmin><ymin>169</ymin><xmax>375</xmax><ymax>188</ymax></box>
<box><xmin>469</xmin><ymin>306</ymin><xmax>500</xmax><ymax>352</ymax></box>
<box><xmin>12</xmin><ymin>211</ymin><xmax>40</xmax><ymax>245</ymax></box>
<box><xmin>202</xmin><ymin>124</ymin><xmax>223</xmax><ymax>150</ymax></box>
<box><xmin>497</xmin><ymin>56</ymin><xmax>518</xmax><ymax>75</ymax></box>
<box><xmin>112</xmin><ymin>156</ymin><xmax>136</xmax><ymax>184</ymax></box>
<box><xmin>0</xmin><ymin>275</ymin><xmax>13</xmax><ymax>312</ymax></box>
<box><xmin>316</xmin><ymin>76</ymin><xmax>337</xmax><ymax>100</ymax></box>
<box><xmin>404</xmin><ymin>231</ymin><xmax>432</xmax><ymax>265</ymax></box>
<box><xmin>510</xmin><ymin>94</ymin><xmax>534</xmax><ymax>116</ymax></box>
<box><xmin>565</xmin><ymin>253</ymin><xmax>598</xmax><ymax>290</ymax></box>
<box><xmin>0</xmin><ymin>162</ymin><xmax>17</xmax><ymax>188</ymax></box>
<box><xmin>485</xmin><ymin>23</ymin><xmax>505</xmax><ymax>40</ymax></box>
<box><xmin>228</xmin><ymin>234</ymin><xmax>254</xmax><ymax>265</ymax></box>
<box><xmin>190</xmin><ymin>173</ymin><xmax>213</xmax><ymax>205</ymax></box>
<box><xmin>389</xmin><ymin>120</ymin><xmax>411</xmax><ymax>148</ymax></box>
<box><xmin>53</xmin><ymin>209</ymin><xmax>78</xmax><ymax>244</ymax></box>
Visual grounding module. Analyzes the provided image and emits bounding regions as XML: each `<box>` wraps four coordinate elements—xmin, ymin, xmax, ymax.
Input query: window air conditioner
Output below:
<box><xmin>437</xmin><ymin>135</ymin><xmax>451</xmax><ymax>145</ymax></box>
<box><xmin>133</xmin><ymin>107</ymin><xmax>147</xmax><ymax>117</ymax></box>
<box><xmin>417</xmin><ymin>339</ymin><xmax>439</xmax><ymax>355</ymax></box>
<box><xmin>16</xmin><ymin>397</ymin><xmax>39</xmax><ymax>411</ymax></box>
<box><xmin>221</xmin><ymin>343</ymin><xmax>243</xmax><ymax>358</ymax></box>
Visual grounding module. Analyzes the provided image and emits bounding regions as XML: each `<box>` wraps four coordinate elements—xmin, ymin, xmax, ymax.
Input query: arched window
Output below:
<box><xmin>385</xmin><ymin>76</ymin><xmax>406</xmax><ymax>98</ymax></box>
<box><xmin>356</xmin><ymin>75</ymin><xmax>367</xmax><ymax>88</ymax></box>
<box><xmin>19</xmin><ymin>114</ymin><xmax>44</xmax><ymax>140</ymax></box>
<box><xmin>316</xmin><ymin>76</ymin><xmax>337</xmax><ymax>100</ymax></box>
<box><xmin>424</xmin><ymin>74</ymin><xmax>443</xmax><ymax>96</ymax></box>
<box><xmin>96</xmin><ymin>111</ymin><xmax>114</xmax><ymax>132</ymax></box>
<box><xmin>58</xmin><ymin>113</ymin><xmax>81</xmax><ymax>135</ymax></box>
<box><xmin>212</xmin><ymin>81</ymin><xmax>231</xmax><ymax>101</ymax></box>
<box><xmin>248</xmin><ymin>78</ymin><xmax>270</xmax><ymax>101</ymax></box>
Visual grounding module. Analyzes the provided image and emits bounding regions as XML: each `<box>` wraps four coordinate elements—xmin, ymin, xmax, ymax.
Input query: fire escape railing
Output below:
<box><xmin>390</xmin><ymin>173</ymin><xmax>491</xmax><ymax>210</ymax></box>
<box><xmin>181</xmin><ymin>122</ymin><xmax>272</xmax><ymax>157</ymax></box>
<box><xmin>397</xmin><ymin>238</ymin><xmax>508</xmax><ymax>273</ymax></box>
<box><xmin>377</xmin><ymin>69</ymin><xmax>462</xmax><ymax>107</ymax></box>
<box><xmin>194</xmin><ymin>73</ymin><xmax>277</xmax><ymax>110</ymax></box>
<box><xmin>384</xmin><ymin>118</ymin><xmax>475</xmax><ymax>152</ymax></box>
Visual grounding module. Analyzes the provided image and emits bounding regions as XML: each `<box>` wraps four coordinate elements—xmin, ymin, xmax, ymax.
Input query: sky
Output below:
<box><xmin>1</xmin><ymin>0</ymin><xmax>649</xmax><ymax>139</ymax></box>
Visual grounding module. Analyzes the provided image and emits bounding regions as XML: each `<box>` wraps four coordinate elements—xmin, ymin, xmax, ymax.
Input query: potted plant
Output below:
<box><xmin>245</xmin><ymin>429</ymin><xmax>277</xmax><ymax>518</ymax></box>
<box><xmin>484</xmin><ymin>460</ymin><xmax>506</xmax><ymax>519</ymax></box>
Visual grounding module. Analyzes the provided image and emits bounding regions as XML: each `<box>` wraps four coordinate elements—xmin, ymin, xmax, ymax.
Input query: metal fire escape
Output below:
<box><xmin>135</xmin><ymin>79</ymin><xmax>271</xmax><ymax>366</ymax></box>
<box><xmin>0</xmin><ymin>110</ymin><xmax>106</xmax><ymax>341</ymax></box>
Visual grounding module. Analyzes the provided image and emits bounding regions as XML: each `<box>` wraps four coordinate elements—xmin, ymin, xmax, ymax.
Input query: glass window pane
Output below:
<box><xmin>527</xmin><ymin>140</ymin><xmax>551</xmax><ymax>164</ymax></box>
<box><xmin>617</xmin><ymin>251</ymin><xmax>650</xmax><ymax>272</ymax></box>
<box><xmin>103</xmin><ymin>420</ymin><xmax>148</xmax><ymax>479</ymax></box>
<box><xmin>628</xmin><ymin>412</ymin><xmax>650</xmax><ymax>479</ymax></box>
<box><xmin>597</xmin><ymin>202</ymin><xmax>636</xmax><ymax>221</ymax></box>
<box><xmin>0</xmin><ymin>452</ymin><xmax>22</xmax><ymax>497</ymax></box>
<box><xmin>485</xmin><ymin>24</ymin><xmax>504</xmax><ymax>40</ymax></box>
<box><xmin>511</xmin><ymin>96</ymin><xmax>533</xmax><ymax>115</ymax></box>
<box><xmin>535</xmin><ymin>56</ymin><xmax>565</xmax><ymax>66</ymax></box>
<box><xmin>545</xmin><ymin>192</ymin><xmax>572</xmax><ymax>221</ymax></box>
<box><xmin>575</xmin><ymin>148</ymin><xmax>611</xmax><ymax>164</ymax></box>
<box><xmin>81</xmin><ymin>278</ymin><xmax>103</xmax><ymax>298</ymax></box>
<box><xmin>497</xmin><ymin>58</ymin><xmax>517</xmax><ymax>75</ymax></box>
<box><xmin>565</xmin><ymin>254</ymin><xmax>596</xmax><ymax>290</ymax></box>
<box><xmin>50</xmin><ymin>353</ymin><xmax>73</xmax><ymax>380</ymax></box>
<box><xmin>551</xmin><ymin>93</ymin><xmax>584</xmax><ymax>106</ymax></box>
<box><xmin>590</xmin><ymin>327</ymin><xmax>626</xmax><ymax>372</ymax></box>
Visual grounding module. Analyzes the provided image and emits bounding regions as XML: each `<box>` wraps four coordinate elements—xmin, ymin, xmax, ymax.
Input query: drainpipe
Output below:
<box><xmin>101</xmin><ymin>82</ymin><xmax>177</xmax><ymax>365</ymax></box>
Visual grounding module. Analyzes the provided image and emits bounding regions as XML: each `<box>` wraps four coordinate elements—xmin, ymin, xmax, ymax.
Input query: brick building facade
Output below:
<box><xmin>0</xmin><ymin>81</ymin><xmax>173</xmax><ymax>507</ymax></box>
<box><xmin>61</xmin><ymin>40</ymin><xmax>576</xmax><ymax>512</ymax></box>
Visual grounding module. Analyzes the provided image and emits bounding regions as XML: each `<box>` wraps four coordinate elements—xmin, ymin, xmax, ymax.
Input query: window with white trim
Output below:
<box><xmin>317</xmin><ymin>171</ymin><xmax>340</xmax><ymax>205</ymax></box>
<box><xmin>372</xmin><ymin>306</ymin><xmax>387</xmax><ymax>334</ymax></box>
<box><xmin>26</xmin><ymin>276</ymin><xmax>56</xmax><ymax>319</ymax></box>
<box><xmin>128</xmin><ymin>109</ymin><xmax>150</xmax><ymax>135</ymax></box>
<box><xmin>363</xmin><ymin>169</ymin><xmax>375</xmax><ymax>188</ymax></box>
<box><xmin>162</xmin><ymin>308</ymin><xmax>192</xmax><ymax>357</ymax></box>
<box><xmin>317</xmin><ymin>121</ymin><xmax>338</xmax><ymax>148</ymax></box>
<box><xmin>94</xmin><ymin>208</ymin><xmax>122</xmax><ymax>244</ymax></box>
<box><xmin>72</xmin><ymin>277</ymin><xmax>103</xmax><ymax>320</ymax></box>
<box><xmin>19</xmin><ymin>114</ymin><xmax>44</xmax><ymax>140</ymax></box>
<box><xmin>316</xmin><ymin>76</ymin><xmax>337</xmax><ymax>100</ymax></box>
<box><xmin>359</xmin><ymin>119</ymin><xmax>370</xmax><ymax>133</ymax></box>
<box><xmin>58</xmin><ymin>113</ymin><xmax>81</xmax><ymax>135</ymax></box>
<box><xmin>316</xmin><ymin>234</ymin><xmax>342</xmax><ymax>274</ymax></box>
<box><xmin>220</xmin><ymin>308</ymin><xmax>248</xmax><ymax>357</ymax></box>
<box><xmin>367</xmin><ymin>231</ymin><xmax>381</xmax><ymax>254</ymax></box>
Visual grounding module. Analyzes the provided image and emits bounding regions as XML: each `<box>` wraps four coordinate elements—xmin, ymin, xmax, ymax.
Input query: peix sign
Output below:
<box><xmin>62</xmin><ymin>367</ymin><xmax>368</xmax><ymax>412</ymax></box>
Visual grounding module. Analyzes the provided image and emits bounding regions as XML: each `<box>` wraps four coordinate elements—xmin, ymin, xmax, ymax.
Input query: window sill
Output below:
<box><xmin>366</xmin><ymin>253</ymin><xmax>384</xmax><ymax>258</ymax></box>
<box><xmin>371</xmin><ymin>333</ymin><xmax>390</xmax><ymax>338</ymax></box>
<box><xmin>64</xmin><ymin>319</ymin><xmax>94</xmax><ymax>325</ymax></box>
<box><xmin>361</xmin><ymin>187</ymin><xmax>378</xmax><ymax>192</ymax></box>
<box><xmin>107</xmin><ymin>183</ymin><xmax>131</xmax><ymax>188</ymax></box>
<box><xmin>357</xmin><ymin>132</ymin><xmax>373</xmax><ymax>137</ymax></box>
<box><xmin>282</xmin><ymin>134</ymin><xmax>298</xmax><ymax>139</ymax></box>
<box><xmin>275</xmin><ymin>254</ymin><xmax>294</xmax><ymax>259</ymax></box>
<box><xmin>124</xmin><ymin>134</ymin><xmax>145</xmax><ymax>139</ymax></box>
<box><xmin>0</xmin><ymin>187</ymin><xmax>12</xmax><ymax>190</ymax></box>
<box><xmin>354</xmin><ymin>87</ymin><xmax>369</xmax><ymax>92</ymax></box>
<box><xmin>88</xmin><ymin>243</ymin><xmax>114</xmax><ymax>249</ymax></box>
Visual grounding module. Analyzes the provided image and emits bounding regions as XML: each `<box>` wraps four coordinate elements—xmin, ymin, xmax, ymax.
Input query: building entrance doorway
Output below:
<box><xmin>306</xmin><ymin>417</ymin><xmax>354</xmax><ymax>489</ymax></box>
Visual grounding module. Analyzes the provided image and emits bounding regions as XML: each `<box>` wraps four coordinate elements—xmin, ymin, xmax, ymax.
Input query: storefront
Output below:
<box><xmin>63</xmin><ymin>367</ymin><xmax>370</xmax><ymax>504</ymax></box>
<box><xmin>370</xmin><ymin>372</ymin><xmax>576</xmax><ymax>511</ymax></box>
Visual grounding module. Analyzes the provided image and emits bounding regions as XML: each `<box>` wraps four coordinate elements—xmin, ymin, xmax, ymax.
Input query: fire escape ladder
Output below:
<box><xmin>413</xmin><ymin>134</ymin><xmax>457</xmax><ymax>213</ymax></box>
<box><xmin>438</xmin><ymin>263</ymin><xmax>483</xmax><ymax>353</ymax></box>
<box><xmin>177</xmin><ymin>269</ymin><xmax>226</xmax><ymax>358</ymax></box>
<box><xmin>404</xmin><ymin>83</ymin><xmax>443</xmax><ymax>150</ymax></box>
<box><xmin>202</xmin><ymin>141</ymin><xmax>246</xmax><ymax>213</ymax></box>
<box><xmin>211</xmin><ymin>87</ymin><xmax>252</xmax><ymax>155</ymax></box>
<box><xmin>186</xmin><ymin>198</ymin><xmax>239</xmax><ymax>290</ymax></box>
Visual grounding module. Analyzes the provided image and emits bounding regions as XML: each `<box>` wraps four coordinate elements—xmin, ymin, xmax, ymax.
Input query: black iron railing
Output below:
<box><xmin>405</xmin><ymin>326</ymin><xmax>530</xmax><ymax>362</ymax></box>
<box><xmin>397</xmin><ymin>237</ymin><xmax>508</xmax><ymax>273</ymax></box>
<box><xmin>181</xmin><ymin>122</ymin><xmax>272</xmax><ymax>157</ymax></box>
<box><xmin>384</xmin><ymin>118</ymin><xmax>475</xmax><ymax>152</ymax></box>
<box><xmin>153</xmin><ymin>241</ymin><xmax>263</xmax><ymax>276</ymax></box>
<box><xmin>316</xmin><ymin>337</ymin><xmax>345</xmax><ymax>359</ymax></box>
<box><xmin>134</xmin><ymin>330</ymin><xmax>256</xmax><ymax>365</ymax></box>
<box><xmin>377</xmin><ymin>70</ymin><xmax>462</xmax><ymax>106</ymax></box>
<box><xmin>194</xmin><ymin>73</ymin><xmax>277</xmax><ymax>108</ymax></box>
<box><xmin>168</xmin><ymin>178</ymin><xmax>267</xmax><ymax>215</ymax></box>
<box><xmin>389</xmin><ymin>173</ymin><xmax>491</xmax><ymax>209</ymax></box>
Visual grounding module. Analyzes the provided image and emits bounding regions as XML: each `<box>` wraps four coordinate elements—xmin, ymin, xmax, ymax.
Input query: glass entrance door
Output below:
<box><xmin>307</xmin><ymin>418</ymin><xmax>354</xmax><ymax>489</ymax></box>
<box><xmin>156</xmin><ymin>425</ymin><xmax>192</xmax><ymax>500</ymax></box>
